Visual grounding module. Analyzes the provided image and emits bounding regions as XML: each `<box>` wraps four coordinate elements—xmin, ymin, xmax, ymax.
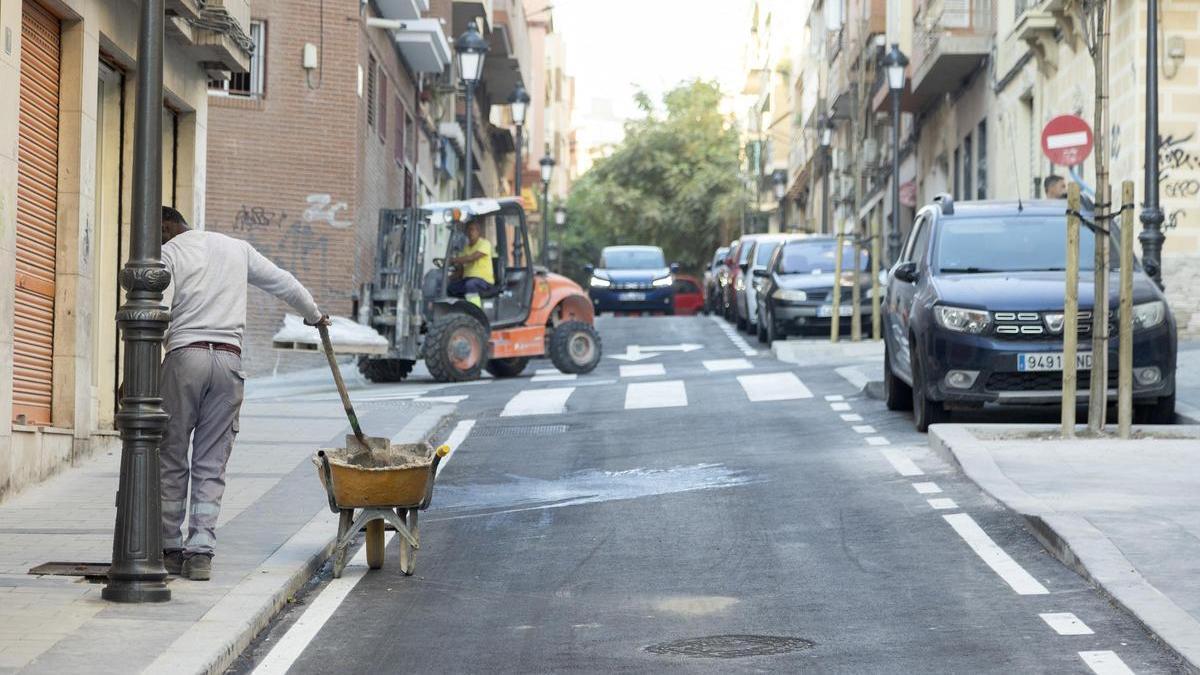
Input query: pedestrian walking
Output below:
<box><xmin>158</xmin><ymin>206</ymin><xmax>328</xmax><ymax>580</ymax></box>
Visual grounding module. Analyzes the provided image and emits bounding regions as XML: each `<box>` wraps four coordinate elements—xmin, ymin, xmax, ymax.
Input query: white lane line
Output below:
<box><xmin>415</xmin><ymin>395</ymin><xmax>469</xmax><ymax>404</ymax></box>
<box><xmin>737</xmin><ymin>373</ymin><xmax>813</xmax><ymax>402</ymax></box>
<box><xmin>835</xmin><ymin>365</ymin><xmax>870</xmax><ymax>391</ymax></box>
<box><xmin>501</xmin><ymin>387</ymin><xmax>575</xmax><ymax>416</ymax></box>
<box><xmin>927</xmin><ymin>498</ymin><xmax>958</xmax><ymax>510</ymax></box>
<box><xmin>840</xmin><ymin>413</ymin><xmax>863</xmax><ymax>422</ymax></box>
<box><xmin>1040</xmin><ymin>612</ymin><xmax>1094</xmax><ymax>636</ymax></box>
<box><xmin>703</xmin><ymin>358</ymin><xmax>753</xmax><ymax>372</ymax></box>
<box><xmin>1079</xmin><ymin>651</ymin><xmax>1134</xmax><ymax>675</ymax></box>
<box><xmin>830</xmin><ymin>402</ymin><xmax>852</xmax><ymax>412</ymax></box>
<box><xmin>709</xmin><ymin>315</ymin><xmax>757</xmax><ymax>356</ymax></box>
<box><xmin>252</xmin><ymin>532</ymin><xmax>396</xmax><ymax>675</ymax></box>
<box><xmin>851</xmin><ymin>425</ymin><xmax>877</xmax><ymax>434</ymax></box>
<box><xmin>880</xmin><ymin>448</ymin><xmax>924</xmax><ymax>477</ymax></box>
<box><xmin>825</xmin><ymin>394</ymin><xmax>845</xmax><ymax>402</ymax></box>
<box><xmin>436</xmin><ymin>419</ymin><xmax>476</xmax><ymax>476</ymax></box>
<box><xmin>865</xmin><ymin>436</ymin><xmax>890</xmax><ymax>446</ymax></box>
<box><xmin>913</xmin><ymin>482</ymin><xmax>942</xmax><ymax>495</ymax></box>
<box><xmin>625</xmin><ymin>380</ymin><xmax>688</xmax><ymax>409</ymax></box>
<box><xmin>620</xmin><ymin>363</ymin><xmax>665</xmax><ymax>378</ymax></box>
<box><xmin>943</xmin><ymin>513</ymin><xmax>1049</xmax><ymax>595</ymax></box>
<box><xmin>532</xmin><ymin>369</ymin><xmax>577</xmax><ymax>382</ymax></box>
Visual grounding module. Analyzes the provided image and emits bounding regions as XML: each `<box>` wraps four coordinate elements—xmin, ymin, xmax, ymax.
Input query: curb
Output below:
<box><xmin>148</xmin><ymin>404</ymin><xmax>456</xmax><ymax>675</ymax></box>
<box><xmin>929</xmin><ymin>424</ymin><xmax>1200</xmax><ymax>673</ymax></box>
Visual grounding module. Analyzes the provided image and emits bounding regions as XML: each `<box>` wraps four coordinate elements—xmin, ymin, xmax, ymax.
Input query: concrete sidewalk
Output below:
<box><xmin>930</xmin><ymin>423</ymin><xmax>1200</xmax><ymax>670</ymax></box>
<box><xmin>0</xmin><ymin>381</ymin><xmax>453</xmax><ymax>674</ymax></box>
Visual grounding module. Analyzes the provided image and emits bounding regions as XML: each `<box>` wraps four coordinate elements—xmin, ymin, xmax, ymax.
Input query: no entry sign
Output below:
<box><xmin>1041</xmin><ymin>115</ymin><xmax>1093</xmax><ymax>166</ymax></box>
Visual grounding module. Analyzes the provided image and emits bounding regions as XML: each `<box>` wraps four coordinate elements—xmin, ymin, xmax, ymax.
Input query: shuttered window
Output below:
<box><xmin>14</xmin><ymin>0</ymin><xmax>61</xmax><ymax>426</ymax></box>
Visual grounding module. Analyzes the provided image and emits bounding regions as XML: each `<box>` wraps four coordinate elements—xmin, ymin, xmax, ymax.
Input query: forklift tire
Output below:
<box><xmin>485</xmin><ymin>357</ymin><xmax>529</xmax><ymax>378</ymax></box>
<box><xmin>548</xmin><ymin>321</ymin><xmax>602</xmax><ymax>374</ymax></box>
<box><xmin>424</xmin><ymin>313</ymin><xmax>489</xmax><ymax>382</ymax></box>
<box><xmin>357</xmin><ymin>357</ymin><xmax>415</xmax><ymax>383</ymax></box>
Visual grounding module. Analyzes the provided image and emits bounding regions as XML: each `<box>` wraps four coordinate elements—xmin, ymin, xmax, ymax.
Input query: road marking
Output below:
<box><xmin>1079</xmin><ymin>651</ymin><xmax>1134</xmax><ymax>675</ymax></box>
<box><xmin>532</xmin><ymin>369</ymin><xmax>577</xmax><ymax>382</ymax></box>
<box><xmin>851</xmin><ymin>425</ymin><xmax>876</xmax><ymax>434</ymax></box>
<box><xmin>912</xmin><ymin>482</ymin><xmax>942</xmax><ymax>495</ymax></box>
<box><xmin>835</xmin><ymin>365</ymin><xmax>870</xmax><ymax>391</ymax></box>
<box><xmin>825</xmin><ymin>394</ymin><xmax>845</xmax><ymax>402</ymax></box>
<box><xmin>927</xmin><ymin>498</ymin><xmax>958</xmax><ymax>510</ymax></box>
<box><xmin>436</xmin><ymin>419</ymin><xmax>476</xmax><ymax>476</ymax></box>
<box><xmin>703</xmin><ymin>358</ymin><xmax>754</xmax><ymax>372</ymax></box>
<box><xmin>880</xmin><ymin>448</ymin><xmax>924</xmax><ymax>476</ymax></box>
<box><xmin>865</xmin><ymin>436</ymin><xmax>890</xmax><ymax>446</ymax></box>
<box><xmin>620</xmin><ymin>363</ymin><xmax>665</xmax><ymax>378</ymax></box>
<box><xmin>415</xmin><ymin>395</ymin><xmax>469</xmax><ymax>404</ymax></box>
<box><xmin>501</xmin><ymin>387</ymin><xmax>575</xmax><ymax>416</ymax></box>
<box><xmin>840</xmin><ymin>413</ymin><xmax>863</xmax><ymax>422</ymax></box>
<box><xmin>252</xmin><ymin>532</ymin><xmax>395</xmax><ymax>675</ymax></box>
<box><xmin>943</xmin><ymin>513</ymin><xmax>1049</xmax><ymax>595</ymax></box>
<box><xmin>1040</xmin><ymin>612</ymin><xmax>1094</xmax><ymax>636</ymax></box>
<box><xmin>710</xmin><ymin>315</ymin><xmax>757</xmax><ymax>356</ymax></box>
<box><xmin>737</xmin><ymin>373</ymin><xmax>813</xmax><ymax>402</ymax></box>
<box><xmin>830</xmin><ymin>402</ymin><xmax>852</xmax><ymax>412</ymax></box>
<box><xmin>625</xmin><ymin>380</ymin><xmax>688</xmax><ymax>409</ymax></box>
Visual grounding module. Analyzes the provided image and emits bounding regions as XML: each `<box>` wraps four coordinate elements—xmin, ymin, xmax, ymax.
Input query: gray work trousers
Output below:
<box><xmin>160</xmin><ymin>346</ymin><xmax>246</xmax><ymax>556</ymax></box>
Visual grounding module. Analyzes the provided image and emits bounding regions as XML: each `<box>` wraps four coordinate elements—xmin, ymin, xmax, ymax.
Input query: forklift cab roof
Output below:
<box><xmin>420</xmin><ymin>197</ymin><xmax>524</xmax><ymax>224</ymax></box>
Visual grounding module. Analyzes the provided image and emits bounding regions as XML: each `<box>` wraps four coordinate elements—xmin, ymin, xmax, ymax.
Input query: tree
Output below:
<box><xmin>562</xmin><ymin>80</ymin><xmax>745</xmax><ymax>281</ymax></box>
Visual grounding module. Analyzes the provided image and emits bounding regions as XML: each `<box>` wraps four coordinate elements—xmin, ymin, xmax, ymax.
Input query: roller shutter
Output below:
<box><xmin>13</xmin><ymin>0</ymin><xmax>60</xmax><ymax>426</ymax></box>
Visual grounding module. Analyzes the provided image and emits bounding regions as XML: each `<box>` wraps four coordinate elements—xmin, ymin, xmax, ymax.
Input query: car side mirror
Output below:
<box><xmin>584</xmin><ymin>264</ymin><xmax>595</xmax><ymax>276</ymax></box>
<box><xmin>670</xmin><ymin>262</ymin><xmax>680</xmax><ymax>274</ymax></box>
<box><xmin>892</xmin><ymin>261</ymin><xmax>919</xmax><ymax>284</ymax></box>
<box><xmin>752</xmin><ymin>268</ymin><xmax>768</xmax><ymax>278</ymax></box>
<box><xmin>739</xmin><ymin>262</ymin><xmax>749</xmax><ymax>272</ymax></box>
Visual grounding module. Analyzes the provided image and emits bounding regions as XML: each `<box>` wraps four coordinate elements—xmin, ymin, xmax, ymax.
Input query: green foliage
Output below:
<box><xmin>561</xmin><ymin>80</ymin><xmax>744</xmax><ymax>282</ymax></box>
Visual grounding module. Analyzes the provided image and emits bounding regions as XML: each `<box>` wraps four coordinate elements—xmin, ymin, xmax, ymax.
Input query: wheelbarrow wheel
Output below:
<box><xmin>333</xmin><ymin>509</ymin><xmax>354</xmax><ymax>578</ymax></box>
<box><xmin>365</xmin><ymin>519</ymin><xmax>385</xmax><ymax>570</ymax></box>
<box><xmin>398</xmin><ymin>508</ymin><xmax>418</xmax><ymax>576</ymax></box>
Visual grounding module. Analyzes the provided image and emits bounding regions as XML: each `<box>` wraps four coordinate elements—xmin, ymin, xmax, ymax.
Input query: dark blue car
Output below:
<box><xmin>883</xmin><ymin>196</ymin><xmax>1177</xmax><ymax>431</ymax></box>
<box><xmin>586</xmin><ymin>245</ymin><xmax>677</xmax><ymax>315</ymax></box>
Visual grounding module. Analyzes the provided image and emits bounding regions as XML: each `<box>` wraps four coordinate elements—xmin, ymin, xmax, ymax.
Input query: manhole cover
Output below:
<box><xmin>474</xmin><ymin>424</ymin><xmax>570</xmax><ymax>437</ymax></box>
<box><xmin>645</xmin><ymin>635</ymin><xmax>814</xmax><ymax>659</ymax></box>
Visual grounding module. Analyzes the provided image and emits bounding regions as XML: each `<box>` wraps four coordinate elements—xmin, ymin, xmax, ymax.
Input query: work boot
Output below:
<box><xmin>163</xmin><ymin>550</ymin><xmax>184</xmax><ymax>576</ymax></box>
<box><xmin>183</xmin><ymin>554</ymin><xmax>213</xmax><ymax>581</ymax></box>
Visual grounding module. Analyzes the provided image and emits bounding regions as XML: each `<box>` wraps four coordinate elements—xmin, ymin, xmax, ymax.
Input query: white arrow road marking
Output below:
<box><xmin>637</xmin><ymin>343</ymin><xmax>703</xmax><ymax>352</ymax></box>
<box><xmin>608</xmin><ymin>346</ymin><xmax>660</xmax><ymax>362</ymax></box>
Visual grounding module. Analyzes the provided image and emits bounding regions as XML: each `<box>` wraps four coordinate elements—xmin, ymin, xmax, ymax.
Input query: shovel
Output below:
<box><xmin>317</xmin><ymin>322</ymin><xmax>389</xmax><ymax>455</ymax></box>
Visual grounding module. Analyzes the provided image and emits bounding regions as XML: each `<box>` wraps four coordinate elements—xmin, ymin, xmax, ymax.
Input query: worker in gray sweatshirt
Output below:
<box><xmin>159</xmin><ymin>206</ymin><xmax>329</xmax><ymax>580</ymax></box>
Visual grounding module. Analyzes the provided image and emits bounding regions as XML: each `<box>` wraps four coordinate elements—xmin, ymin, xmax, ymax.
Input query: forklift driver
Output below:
<box><xmin>448</xmin><ymin>220</ymin><xmax>495</xmax><ymax>304</ymax></box>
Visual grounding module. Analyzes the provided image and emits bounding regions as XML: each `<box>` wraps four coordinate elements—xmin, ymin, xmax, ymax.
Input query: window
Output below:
<box><xmin>378</xmin><ymin>72</ymin><xmax>387</xmax><ymax>142</ymax></box>
<box><xmin>976</xmin><ymin>120</ymin><xmax>987</xmax><ymax>199</ymax></box>
<box><xmin>935</xmin><ymin>215</ymin><xmax>1118</xmax><ymax>272</ymax></box>
<box><xmin>911</xmin><ymin>216</ymin><xmax>934</xmax><ymax>266</ymax></box>
<box><xmin>962</xmin><ymin>133</ymin><xmax>973</xmax><ymax>199</ymax></box>
<box><xmin>394</xmin><ymin>97</ymin><xmax>406</xmax><ymax>164</ymax></box>
<box><xmin>209</xmin><ymin>21</ymin><xmax>266</xmax><ymax>97</ymax></box>
<box><xmin>366</xmin><ymin>54</ymin><xmax>377</xmax><ymax>127</ymax></box>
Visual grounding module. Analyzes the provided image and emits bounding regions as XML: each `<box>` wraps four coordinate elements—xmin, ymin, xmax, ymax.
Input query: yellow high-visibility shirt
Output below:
<box><xmin>462</xmin><ymin>237</ymin><xmax>494</xmax><ymax>284</ymax></box>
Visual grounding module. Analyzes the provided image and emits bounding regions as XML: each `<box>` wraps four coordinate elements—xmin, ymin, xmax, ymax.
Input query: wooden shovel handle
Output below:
<box><xmin>317</xmin><ymin>323</ymin><xmax>367</xmax><ymax>447</ymax></box>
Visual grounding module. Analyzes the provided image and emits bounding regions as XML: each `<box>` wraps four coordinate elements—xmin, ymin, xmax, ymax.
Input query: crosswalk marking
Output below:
<box><xmin>501</xmin><ymin>388</ymin><xmax>575</xmax><ymax>416</ymax></box>
<box><xmin>532</xmin><ymin>369</ymin><xmax>577</xmax><ymax>382</ymax></box>
<box><xmin>736</xmin><ymin>373</ymin><xmax>813</xmax><ymax>402</ymax></box>
<box><xmin>625</xmin><ymin>380</ymin><xmax>688</xmax><ymax>409</ymax></box>
<box><xmin>620</xmin><ymin>363</ymin><xmax>665</xmax><ymax>378</ymax></box>
<box><xmin>703</xmin><ymin>358</ymin><xmax>753</xmax><ymax>372</ymax></box>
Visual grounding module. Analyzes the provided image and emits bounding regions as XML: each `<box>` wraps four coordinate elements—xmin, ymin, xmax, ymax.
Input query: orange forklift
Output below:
<box><xmin>354</xmin><ymin>198</ymin><xmax>601</xmax><ymax>382</ymax></box>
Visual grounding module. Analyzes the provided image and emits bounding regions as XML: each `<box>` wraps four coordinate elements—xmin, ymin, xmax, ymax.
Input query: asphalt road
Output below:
<box><xmin>231</xmin><ymin>315</ymin><xmax>1185</xmax><ymax>674</ymax></box>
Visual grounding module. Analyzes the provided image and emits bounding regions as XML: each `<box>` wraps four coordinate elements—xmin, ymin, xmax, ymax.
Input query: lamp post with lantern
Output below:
<box><xmin>508</xmin><ymin>83</ymin><xmax>530</xmax><ymax>197</ymax></box>
<box><xmin>772</xmin><ymin>169</ymin><xmax>788</xmax><ymax>231</ymax></box>
<box><xmin>1139</xmin><ymin>0</ymin><xmax>1165</xmax><ymax>287</ymax></box>
<box><xmin>819</xmin><ymin>114</ymin><xmax>833</xmax><ymax>235</ymax></box>
<box><xmin>455</xmin><ymin>22</ymin><xmax>488</xmax><ymax>200</ymax></box>
<box><xmin>882</xmin><ymin>44</ymin><xmax>909</xmax><ymax>265</ymax></box>
<box><xmin>539</xmin><ymin>151</ymin><xmax>556</xmax><ymax>268</ymax></box>
<box><xmin>554</xmin><ymin>205</ymin><xmax>567</xmax><ymax>273</ymax></box>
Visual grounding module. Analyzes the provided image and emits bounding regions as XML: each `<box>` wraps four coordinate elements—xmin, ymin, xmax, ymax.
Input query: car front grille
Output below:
<box><xmin>990</xmin><ymin>310</ymin><xmax>1107</xmax><ymax>341</ymax></box>
<box><xmin>984</xmin><ymin>370</ymin><xmax>1117</xmax><ymax>391</ymax></box>
<box><xmin>613</xmin><ymin>283</ymin><xmax>651</xmax><ymax>291</ymax></box>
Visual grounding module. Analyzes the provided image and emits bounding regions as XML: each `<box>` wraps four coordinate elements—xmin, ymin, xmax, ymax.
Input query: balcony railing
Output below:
<box><xmin>911</xmin><ymin>0</ymin><xmax>994</xmax><ymax>98</ymax></box>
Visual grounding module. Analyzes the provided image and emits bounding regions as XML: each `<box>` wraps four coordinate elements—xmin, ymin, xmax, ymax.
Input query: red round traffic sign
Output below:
<box><xmin>1041</xmin><ymin>115</ymin><xmax>1093</xmax><ymax>166</ymax></box>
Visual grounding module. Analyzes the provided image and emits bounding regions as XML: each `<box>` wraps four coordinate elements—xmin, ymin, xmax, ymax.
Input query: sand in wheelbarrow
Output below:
<box><xmin>322</xmin><ymin>442</ymin><xmax>434</xmax><ymax>470</ymax></box>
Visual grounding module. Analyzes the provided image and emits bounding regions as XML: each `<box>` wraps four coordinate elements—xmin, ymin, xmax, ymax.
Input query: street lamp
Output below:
<box><xmin>882</xmin><ymin>43</ymin><xmax>909</xmax><ymax>266</ymax></box>
<box><xmin>819</xmin><ymin>113</ymin><xmax>833</xmax><ymax>235</ymax></box>
<box><xmin>539</xmin><ymin>151</ymin><xmax>556</xmax><ymax>267</ymax></box>
<box><xmin>455</xmin><ymin>21</ymin><xmax>489</xmax><ymax>200</ymax></box>
<box><xmin>1139</xmin><ymin>0</ymin><xmax>1165</xmax><ymax>288</ymax></box>
<box><xmin>772</xmin><ymin>169</ymin><xmax>788</xmax><ymax>231</ymax></box>
<box><xmin>508</xmin><ymin>82</ymin><xmax>530</xmax><ymax>196</ymax></box>
<box><xmin>554</xmin><ymin>205</ymin><xmax>567</xmax><ymax>274</ymax></box>
<box><xmin>103</xmin><ymin>0</ymin><xmax>171</xmax><ymax>603</ymax></box>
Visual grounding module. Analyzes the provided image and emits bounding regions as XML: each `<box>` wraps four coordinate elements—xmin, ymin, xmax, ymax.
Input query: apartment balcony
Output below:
<box><xmin>481</xmin><ymin>0</ymin><xmax>531</xmax><ymax>106</ymax></box>
<box><xmin>453</xmin><ymin>0</ymin><xmax>494</xmax><ymax>34</ymax></box>
<box><xmin>910</xmin><ymin>0</ymin><xmax>993</xmax><ymax>103</ymax></box>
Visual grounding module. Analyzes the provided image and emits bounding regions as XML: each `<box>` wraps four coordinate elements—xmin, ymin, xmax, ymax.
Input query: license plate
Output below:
<box><xmin>1017</xmin><ymin>352</ymin><xmax>1092</xmax><ymax>372</ymax></box>
<box><xmin>817</xmin><ymin>305</ymin><xmax>855</xmax><ymax>318</ymax></box>
<box><xmin>618</xmin><ymin>292</ymin><xmax>645</xmax><ymax>301</ymax></box>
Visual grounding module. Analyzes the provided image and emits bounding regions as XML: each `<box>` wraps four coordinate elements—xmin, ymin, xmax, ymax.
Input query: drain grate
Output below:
<box><xmin>645</xmin><ymin>635</ymin><xmax>814</xmax><ymax>659</ymax></box>
<box><xmin>473</xmin><ymin>424</ymin><xmax>570</xmax><ymax>437</ymax></box>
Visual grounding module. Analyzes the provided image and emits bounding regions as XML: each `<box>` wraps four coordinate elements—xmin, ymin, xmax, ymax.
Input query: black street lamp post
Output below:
<box><xmin>772</xmin><ymin>169</ymin><xmax>788</xmax><ymax>231</ymax></box>
<box><xmin>103</xmin><ymin>0</ymin><xmax>171</xmax><ymax>603</ymax></box>
<box><xmin>540</xmin><ymin>152</ymin><xmax>556</xmax><ymax>267</ymax></box>
<box><xmin>1139</xmin><ymin>0</ymin><xmax>1165</xmax><ymax>287</ymax></box>
<box><xmin>455</xmin><ymin>22</ymin><xmax>489</xmax><ymax>200</ymax></box>
<box><xmin>819</xmin><ymin>114</ymin><xmax>833</xmax><ymax>235</ymax></box>
<box><xmin>509</xmin><ymin>83</ymin><xmax>530</xmax><ymax>197</ymax></box>
<box><xmin>883</xmin><ymin>44</ymin><xmax>909</xmax><ymax>266</ymax></box>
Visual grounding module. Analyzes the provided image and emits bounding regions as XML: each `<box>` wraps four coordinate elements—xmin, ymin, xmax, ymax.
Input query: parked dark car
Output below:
<box><xmin>755</xmin><ymin>235</ymin><xmax>875</xmax><ymax>344</ymax></box>
<box><xmin>586</xmin><ymin>245</ymin><xmax>678</xmax><ymax>315</ymax></box>
<box><xmin>883</xmin><ymin>196</ymin><xmax>1177</xmax><ymax>431</ymax></box>
<box><xmin>704</xmin><ymin>246</ymin><xmax>730</xmax><ymax>314</ymax></box>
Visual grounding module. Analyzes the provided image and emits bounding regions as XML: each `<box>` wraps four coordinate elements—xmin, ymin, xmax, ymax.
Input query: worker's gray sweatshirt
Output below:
<box><xmin>161</xmin><ymin>229</ymin><xmax>321</xmax><ymax>352</ymax></box>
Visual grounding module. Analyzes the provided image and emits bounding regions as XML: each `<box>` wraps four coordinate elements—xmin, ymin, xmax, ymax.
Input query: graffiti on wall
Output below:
<box><xmin>303</xmin><ymin>194</ymin><xmax>350</xmax><ymax>229</ymax></box>
<box><xmin>1160</xmin><ymin>132</ymin><xmax>1198</xmax><ymax>230</ymax></box>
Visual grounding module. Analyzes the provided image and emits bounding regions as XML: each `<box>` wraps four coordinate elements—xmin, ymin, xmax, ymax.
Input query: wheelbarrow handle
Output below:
<box><xmin>420</xmin><ymin>445</ymin><xmax>452</xmax><ymax>509</ymax></box>
<box><xmin>317</xmin><ymin>450</ymin><xmax>340</xmax><ymax>513</ymax></box>
<box><xmin>317</xmin><ymin>323</ymin><xmax>368</xmax><ymax>448</ymax></box>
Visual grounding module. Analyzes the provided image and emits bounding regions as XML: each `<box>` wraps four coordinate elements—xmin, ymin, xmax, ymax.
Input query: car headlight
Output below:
<box><xmin>772</xmin><ymin>289</ymin><xmax>808</xmax><ymax>302</ymax></box>
<box><xmin>934</xmin><ymin>305</ymin><xmax>990</xmax><ymax>334</ymax></box>
<box><xmin>651</xmin><ymin>276</ymin><xmax>672</xmax><ymax>288</ymax></box>
<box><xmin>1133</xmin><ymin>300</ymin><xmax>1166</xmax><ymax>330</ymax></box>
<box><xmin>734</xmin><ymin>277</ymin><xmax>745</xmax><ymax>291</ymax></box>
<box><xmin>590</xmin><ymin>276</ymin><xmax>612</xmax><ymax>288</ymax></box>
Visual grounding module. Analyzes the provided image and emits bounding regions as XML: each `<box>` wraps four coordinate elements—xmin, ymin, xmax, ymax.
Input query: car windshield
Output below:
<box><xmin>712</xmin><ymin>248</ymin><xmax>729</xmax><ymax>268</ymax></box>
<box><xmin>754</xmin><ymin>241</ymin><xmax>780</xmax><ymax>266</ymax></box>
<box><xmin>779</xmin><ymin>241</ymin><xmax>867</xmax><ymax>274</ymax></box>
<box><xmin>935</xmin><ymin>216</ymin><xmax>1119</xmax><ymax>273</ymax></box>
<box><xmin>602</xmin><ymin>248</ymin><xmax>665</xmax><ymax>269</ymax></box>
<box><xmin>738</xmin><ymin>242</ymin><xmax>755</xmax><ymax>264</ymax></box>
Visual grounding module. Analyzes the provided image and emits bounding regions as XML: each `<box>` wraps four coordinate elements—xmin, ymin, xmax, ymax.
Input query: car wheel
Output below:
<box><xmin>884</xmin><ymin>340</ymin><xmax>912</xmax><ymax>411</ymax></box>
<box><xmin>1134</xmin><ymin>391</ymin><xmax>1176</xmax><ymax>424</ymax></box>
<box><xmin>910</xmin><ymin>345</ymin><xmax>946</xmax><ymax>432</ymax></box>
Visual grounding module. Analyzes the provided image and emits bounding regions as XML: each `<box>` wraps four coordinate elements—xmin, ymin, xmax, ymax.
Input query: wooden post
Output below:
<box><xmin>851</xmin><ymin>231</ymin><xmax>863</xmax><ymax>342</ymax></box>
<box><xmin>1062</xmin><ymin>183</ymin><xmax>1082</xmax><ymax>438</ymax></box>
<box><xmin>831</xmin><ymin>222</ymin><xmax>845</xmax><ymax>343</ymax></box>
<box><xmin>1087</xmin><ymin>1</ymin><xmax>1112</xmax><ymax>433</ymax></box>
<box><xmin>1117</xmin><ymin>181</ymin><xmax>1135</xmax><ymax>438</ymax></box>
<box><xmin>871</xmin><ymin>209</ymin><xmax>882</xmax><ymax>341</ymax></box>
